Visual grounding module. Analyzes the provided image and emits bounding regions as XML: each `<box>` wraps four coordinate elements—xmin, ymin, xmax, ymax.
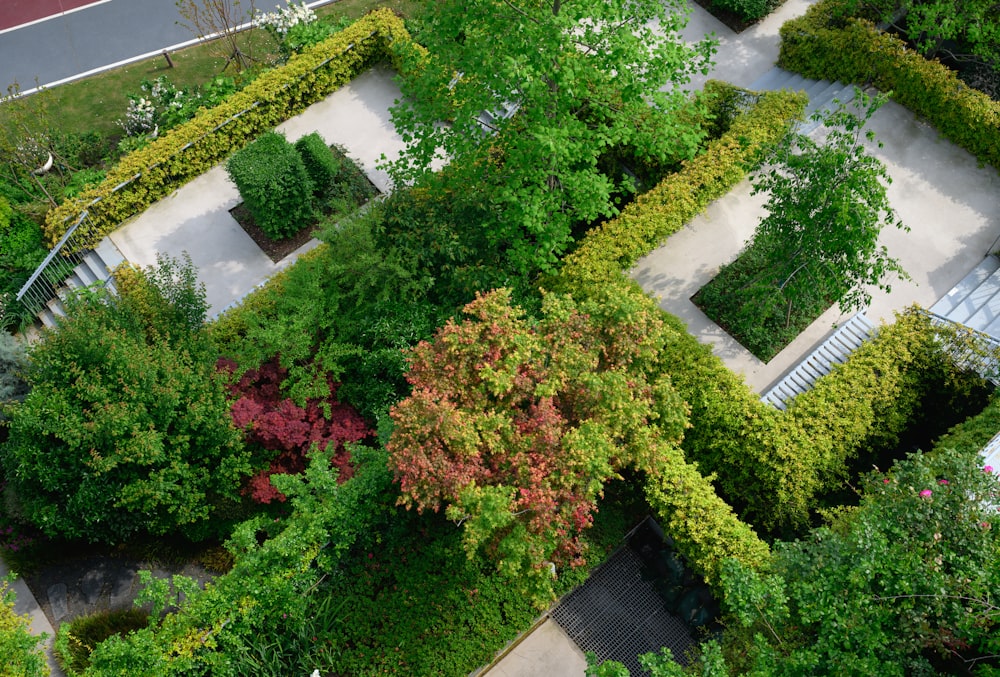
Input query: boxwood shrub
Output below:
<box><xmin>227</xmin><ymin>131</ymin><xmax>314</xmax><ymax>240</ymax></box>
<box><xmin>778</xmin><ymin>0</ymin><xmax>1000</xmax><ymax>169</ymax></box>
<box><xmin>294</xmin><ymin>132</ymin><xmax>340</xmax><ymax>199</ymax></box>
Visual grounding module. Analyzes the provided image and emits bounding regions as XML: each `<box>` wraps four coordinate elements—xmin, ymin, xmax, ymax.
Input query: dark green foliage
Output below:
<box><xmin>294</xmin><ymin>132</ymin><xmax>340</xmax><ymax>200</ymax></box>
<box><xmin>692</xmin><ymin>241</ymin><xmax>839</xmax><ymax>361</ymax></box>
<box><xmin>0</xmin><ymin>195</ymin><xmax>47</xmax><ymax>331</ymax></box>
<box><xmin>226</xmin><ymin>131</ymin><xmax>315</xmax><ymax>240</ymax></box>
<box><xmin>933</xmin><ymin>390</ymin><xmax>1000</xmax><ymax>455</ymax></box>
<box><xmin>711</xmin><ymin>0</ymin><xmax>775</xmax><ymax>23</ymax></box>
<box><xmin>0</xmin><ymin>332</ymin><xmax>29</xmax><ymax>406</ymax></box>
<box><xmin>3</xmin><ymin>255</ymin><xmax>251</xmax><ymax>543</ymax></box>
<box><xmin>55</xmin><ymin>608</ymin><xmax>150</xmax><ymax>675</ymax></box>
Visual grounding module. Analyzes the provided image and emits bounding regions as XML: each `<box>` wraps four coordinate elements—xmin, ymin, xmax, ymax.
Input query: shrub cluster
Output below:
<box><xmin>778</xmin><ymin>0</ymin><xmax>1000</xmax><ymax>169</ymax></box>
<box><xmin>226</xmin><ymin>131</ymin><xmax>315</xmax><ymax>240</ymax></box>
<box><xmin>294</xmin><ymin>132</ymin><xmax>340</xmax><ymax>200</ymax></box>
<box><xmin>44</xmin><ymin>9</ymin><xmax>416</xmax><ymax>248</ymax></box>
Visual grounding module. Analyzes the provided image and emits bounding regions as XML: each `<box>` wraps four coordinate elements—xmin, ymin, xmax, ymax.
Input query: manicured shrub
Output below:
<box><xmin>294</xmin><ymin>132</ymin><xmax>340</xmax><ymax>200</ymax></box>
<box><xmin>711</xmin><ymin>0</ymin><xmax>773</xmax><ymax>23</ymax></box>
<box><xmin>778</xmin><ymin>0</ymin><xmax>1000</xmax><ymax>169</ymax></box>
<box><xmin>55</xmin><ymin>608</ymin><xmax>149</xmax><ymax>676</ymax></box>
<box><xmin>226</xmin><ymin>131</ymin><xmax>314</xmax><ymax>240</ymax></box>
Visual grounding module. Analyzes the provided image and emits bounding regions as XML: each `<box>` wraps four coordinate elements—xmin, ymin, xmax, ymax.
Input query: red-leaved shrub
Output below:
<box><xmin>218</xmin><ymin>357</ymin><xmax>371</xmax><ymax>503</ymax></box>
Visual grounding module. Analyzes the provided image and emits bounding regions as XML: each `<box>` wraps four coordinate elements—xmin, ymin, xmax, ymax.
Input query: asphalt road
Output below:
<box><xmin>0</xmin><ymin>0</ymin><xmax>196</xmax><ymax>94</ymax></box>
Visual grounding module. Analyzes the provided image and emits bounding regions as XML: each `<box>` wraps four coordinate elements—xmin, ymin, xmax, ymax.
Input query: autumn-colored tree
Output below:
<box><xmin>388</xmin><ymin>288</ymin><xmax>689</xmax><ymax>602</ymax></box>
<box><xmin>219</xmin><ymin>357</ymin><xmax>372</xmax><ymax>503</ymax></box>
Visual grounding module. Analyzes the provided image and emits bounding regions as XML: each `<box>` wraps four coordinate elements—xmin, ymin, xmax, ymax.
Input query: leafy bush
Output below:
<box><xmin>0</xmin><ymin>332</ymin><xmax>29</xmax><ymax>407</ymax></box>
<box><xmin>55</xmin><ymin>608</ymin><xmax>149</xmax><ymax>676</ymax></box>
<box><xmin>711</xmin><ymin>0</ymin><xmax>774</xmax><ymax>23</ymax></box>
<box><xmin>3</xmin><ymin>256</ymin><xmax>251</xmax><ymax>543</ymax></box>
<box><xmin>226</xmin><ymin>131</ymin><xmax>314</xmax><ymax>240</ymax></box>
<box><xmin>294</xmin><ymin>132</ymin><xmax>340</xmax><ymax>200</ymax></box>
<box><xmin>0</xmin><ymin>579</ymin><xmax>48</xmax><ymax>677</ymax></box>
<box><xmin>219</xmin><ymin>356</ymin><xmax>372</xmax><ymax>504</ymax></box>
<box><xmin>778</xmin><ymin>0</ymin><xmax>1000</xmax><ymax>169</ymax></box>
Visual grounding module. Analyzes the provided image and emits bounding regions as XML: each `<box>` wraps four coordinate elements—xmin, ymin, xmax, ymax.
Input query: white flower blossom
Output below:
<box><xmin>257</xmin><ymin>1</ymin><xmax>316</xmax><ymax>36</ymax></box>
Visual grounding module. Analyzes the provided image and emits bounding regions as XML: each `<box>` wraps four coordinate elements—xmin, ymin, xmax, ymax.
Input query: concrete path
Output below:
<box><xmin>479</xmin><ymin>618</ymin><xmax>588</xmax><ymax>677</ymax></box>
<box><xmin>632</xmin><ymin>96</ymin><xmax>1000</xmax><ymax>394</ymax></box>
<box><xmin>109</xmin><ymin>65</ymin><xmax>406</xmax><ymax>316</ymax></box>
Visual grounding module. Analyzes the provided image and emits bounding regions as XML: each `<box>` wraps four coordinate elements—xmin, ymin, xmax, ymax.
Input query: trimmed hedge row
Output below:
<box><xmin>44</xmin><ymin>9</ymin><xmax>415</xmax><ymax>247</ymax></box>
<box><xmin>551</xmin><ymin>84</ymin><xmax>983</xmax><ymax>535</ymax></box>
<box><xmin>549</xmin><ymin>83</ymin><xmax>807</xmax><ymax>292</ymax></box>
<box><xmin>778</xmin><ymin>0</ymin><xmax>1000</xmax><ymax>169</ymax></box>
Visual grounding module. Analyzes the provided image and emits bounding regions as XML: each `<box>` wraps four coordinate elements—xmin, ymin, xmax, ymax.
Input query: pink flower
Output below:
<box><xmin>919</xmin><ymin>489</ymin><xmax>933</xmax><ymax>498</ymax></box>
<box><xmin>985</xmin><ymin>466</ymin><xmax>994</xmax><ymax>473</ymax></box>
<box><xmin>938</xmin><ymin>479</ymin><xmax>949</xmax><ymax>485</ymax></box>
<box><xmin>883</xmin><ymin>478</ymin><xmax>890</xmax><ymax>484</ymax></box>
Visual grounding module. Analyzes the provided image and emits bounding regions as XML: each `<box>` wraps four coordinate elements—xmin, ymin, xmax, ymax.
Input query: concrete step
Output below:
<box><xmin>983</xmin><ymin>433</ymin><xmax>1000</xmax><ymax>470</ymax></box>
<box><xmin>93</xmin><ymin>238</ymin><xmax>125</xmax><ymax>275</ymax></box>
<box><xmin>761</xmin><ymin>312</ymin><xmax>875</xmax><ymax>410</ymax></box>
<box><xmin>964</xmin><ymin>288</ymin><xmax>1000</xmax><ymax>332</ymax></box>
<box><xmin>930</xmin><ymin>256</ymin><xmax>1000</xmax><ymax>317</ymax></box>
<box><xmin>806</xmin><ymin>81</ymin><xmax>847</xmax><ymax>115</ymax></box>
<box><xmin>37</xmin><ymin>306</ymin><xmax>59</xmax><ymax>329</ymax></box>
<box><xmin>944</xmin><ymin>266</ymin><xmax>1000</xmax><ymax>325</ymax></box>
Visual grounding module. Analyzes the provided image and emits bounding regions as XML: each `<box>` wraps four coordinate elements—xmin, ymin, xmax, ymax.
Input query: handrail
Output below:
<box><xmin>16</xmin><ymin>211</ymin><xmax>87</xmax><ymax>302</ymax></box>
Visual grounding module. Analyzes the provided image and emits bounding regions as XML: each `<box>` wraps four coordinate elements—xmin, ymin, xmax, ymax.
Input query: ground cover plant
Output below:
<box><xmin>693</xmin><ymin>90</ymin><xmax>907</xmax><ymax>361</ymax></box>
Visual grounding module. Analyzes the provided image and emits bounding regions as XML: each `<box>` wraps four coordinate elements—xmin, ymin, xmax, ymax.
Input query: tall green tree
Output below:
<box><xmin>725</xmin><ymin>90</ymin><xmax>908</xmax><ymax>324</ymax></box>
<box><xmin>387</xmin><ymin>288</ymin><xmax>690</xmax><ymax>603</ymax></box>
<box><xmin>388</xmin><ymin>0</ymin><xmax>715</xmax><ymax>278</ymax></box>
<box><xmin>3</xmin><ymin>255</ymin><xmax>250</xmax><ymax>543</ymax></box>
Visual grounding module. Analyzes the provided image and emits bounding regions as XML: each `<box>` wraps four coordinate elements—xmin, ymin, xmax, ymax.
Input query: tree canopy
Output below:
<box><xmin>387</xmin><ymin>288</ymin><xmax>689</xmax><ymax>603</ymax></box>
<box><xmin>388</xmin><ymin>0</ymin><xmax>715</xmax><ymax>279</ymax></box>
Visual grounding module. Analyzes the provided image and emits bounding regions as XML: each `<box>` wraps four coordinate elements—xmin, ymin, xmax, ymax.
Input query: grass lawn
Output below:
<box><xmin>1</xmin><ymin>0</ymin><xmax>424</xmax><ymax>138</ymax></box>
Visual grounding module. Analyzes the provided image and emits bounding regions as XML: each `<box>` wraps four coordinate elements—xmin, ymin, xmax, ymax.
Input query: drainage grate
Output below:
<box><xmin>550</xmin><ymin>547</ymin><xmax>694</xmax><ymax>675</ymax></box>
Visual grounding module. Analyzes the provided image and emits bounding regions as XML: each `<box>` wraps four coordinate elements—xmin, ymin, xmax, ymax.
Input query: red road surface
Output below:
<box><xmin>0</xmin><ymin>0</ymin><xmax>106</xmax><ymax>32</ymax></box>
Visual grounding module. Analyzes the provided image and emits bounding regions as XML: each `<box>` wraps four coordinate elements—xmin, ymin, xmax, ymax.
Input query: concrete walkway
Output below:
<box><xmin>632</xmin><ymin>88</ymin><xmax>1000</xmax><ymax>394</ymax></box>
<box><xmin>109</xmin><ymin>65</ymin><xmax>406</xmax><ymax>316</ymax></box>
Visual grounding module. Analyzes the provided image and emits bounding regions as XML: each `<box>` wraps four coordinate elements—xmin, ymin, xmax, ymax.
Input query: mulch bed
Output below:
<box><xmin>229</xmin><ymin>203</ymin><xmax>319</xmax><ymax>264</ymax></box>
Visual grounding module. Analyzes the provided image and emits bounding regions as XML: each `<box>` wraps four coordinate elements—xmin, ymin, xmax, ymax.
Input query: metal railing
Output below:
<box><xmin>16</xmin><ymin>211</ymin><xmax>94</xmax><ymax>316</ymax></box>
<box><xmin>19</xmin><ymin>32</ymin><xmax>377</xmax><ymax>321</ymax></box>
<box><xmin>918</xmin><ymin>308</ymin><xmax>1000</xmax><ymax>385</ymax></box>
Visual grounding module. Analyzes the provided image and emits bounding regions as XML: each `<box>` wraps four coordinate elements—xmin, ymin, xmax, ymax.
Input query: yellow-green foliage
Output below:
<box><xmin>778</xmin><ymin>0</ymin><xmax>1000</xmax><ymax>168</ymax></box>
<box><xmin>44</xmin><ymin>9</ymin><xmax>417</xmax><ymax>247</ymax></box>
<box><xmin>551</xmin><ymin>83</ymin><xmax>806</xmax><ymax>293</ymax></box>
<box><xmin>0</xmin><ymin>581</ymin><xmax>48</xmax><ymax>677</ymax></box>
<box><xmin>644</xmin><ymin>440</ymin><xmax>771</xmax><ymax>587</ymax></box>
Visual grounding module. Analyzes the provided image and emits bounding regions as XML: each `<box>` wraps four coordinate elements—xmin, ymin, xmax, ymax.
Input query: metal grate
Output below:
<box><xmin>550</xmin><ymin>547</ymin><xmax>694</xmax><ymax>675</ymax></box>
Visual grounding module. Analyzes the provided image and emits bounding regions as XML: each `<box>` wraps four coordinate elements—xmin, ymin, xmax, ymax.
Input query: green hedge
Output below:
<box><xmin>0</xmin><ymin>580</ymin><xmax>48</xmax><ymax>677</ymax></box>
<box><xmin>550</xmin><ymin>84</ymin><xmax>984</xmax><ymax>535</ymax></box>
<box><xmin>778</xmin><ymin>0</ymin><xmax>1000</xmax><ymax>169</ymax></box>
<box><xmin>549</xmin><ymin>83</ymin><xmax>807</xmax><ymax>293</ymax></box>
<box><xmin>44</xmin><ymin>9</ymin><xmax>415</xmax><ymax>248</ymax></box>
<box><xmin>227</xmin><ymin>131</ymin><xmax>314</xmax><ymax>240</ymax></box>
<box><xmin>295</xmin><ymin>132</ymin><xmax>340</xmax><ymax>199</ymax></box>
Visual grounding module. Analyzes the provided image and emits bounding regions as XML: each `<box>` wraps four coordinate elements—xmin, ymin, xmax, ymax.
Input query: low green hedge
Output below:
<box><xmin>551</xmin><ymin>84</ymin><xmax>985</xmax><ymax>535</ymax></box>
<box><xmin>44</xmin><ymin>9</ymin><xmax>415</xmax><ymax>248</ymax></box>
<box><xmin>778</xmin><ymin>0</ymin><xmax>1000</xmax><ymax>169</ymax></box>
<box><xmin>549</xmin><ymin>83</ymin><xmax>807</xmax><ymax>293</ymax></box>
